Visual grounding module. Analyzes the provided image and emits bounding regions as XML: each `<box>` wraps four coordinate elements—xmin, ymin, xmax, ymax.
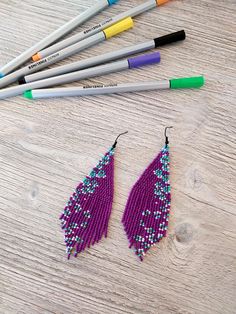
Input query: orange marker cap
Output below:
<box><xmin>156</xmin><ymin>0</ymin><xmax>169</xmax><ymax>5</ymax></box>
<box><xmin>32</xmin><ymin>53</ymin><xmax>41</xmax><ymax>62</ymax></box>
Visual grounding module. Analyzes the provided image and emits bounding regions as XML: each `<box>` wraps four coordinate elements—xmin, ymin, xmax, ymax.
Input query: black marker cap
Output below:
<box><xmin>154</xmin><ymin>30</ymin><xmax>186</xmax><ymax>47</ymax></box>
<box><xmin>18</xmin><ymin>77</ymin><xmax>26</xmax><ymax>85</ymax></box>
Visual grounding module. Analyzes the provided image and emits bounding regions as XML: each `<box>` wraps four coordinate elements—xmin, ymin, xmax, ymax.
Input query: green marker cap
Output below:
<box><xmin>170</xmin><ymin>76</ymin><xmax>205</xmax><ymax>89</ymax></box>
<box><xmin>24</xmin><ymin>90</ymin><xmax>33</xmax><ymax>99</ymax></box>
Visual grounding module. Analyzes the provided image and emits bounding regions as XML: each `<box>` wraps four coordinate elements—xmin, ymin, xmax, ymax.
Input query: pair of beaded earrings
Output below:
<box><xmin>60</xmin><ymin>127</ymin><xmax>172</xmax><ymax>261</ymax></box>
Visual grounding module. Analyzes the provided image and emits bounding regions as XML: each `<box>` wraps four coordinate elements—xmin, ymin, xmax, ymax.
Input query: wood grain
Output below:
<box><xmin>0</xmin><ymin>0</ymin><xmax>235</xmax><ymax>313</ymax></box>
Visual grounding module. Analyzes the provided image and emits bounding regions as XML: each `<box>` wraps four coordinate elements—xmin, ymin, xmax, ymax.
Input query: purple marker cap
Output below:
<box><xmin>128</xmin><ymin>52</ymin><xmax>161</xmax><ymax>69</ymax></box>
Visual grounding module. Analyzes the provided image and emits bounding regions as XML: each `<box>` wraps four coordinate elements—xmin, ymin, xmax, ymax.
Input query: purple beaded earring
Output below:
<box><xmin>60</xmin><ymin>132</ymin><xmax>128</xmax><ymax>259</ymax></box>
<box><xmin>122</xmin><ymin>127</ymin><xmax>172</xmax><ymax>261</ymax></box>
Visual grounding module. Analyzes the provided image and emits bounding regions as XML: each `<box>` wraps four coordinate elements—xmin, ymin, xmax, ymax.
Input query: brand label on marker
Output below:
<box><xmin>28</xmin><ymin>59</ymin><xmax>47</xmax><ymax>70</ymax></box>
<box><xmin>83</xmin><ymin>83</ymin><xmax>118</xmax><ymax>89</ymax></box>
<box><xmin>28</xmin><ymin>53</ymin><xmax>60</xmax><ymax>70</ymax></box>
<box><xmin>83</xmin><ymin>18</ymin><xmax>113</xmax><ymax>35</ymax></box>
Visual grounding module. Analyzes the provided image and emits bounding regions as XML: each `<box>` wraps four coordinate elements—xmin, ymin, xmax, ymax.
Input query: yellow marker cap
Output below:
<box><xmin>103</xmin><ymin>17</ymin><xmax>134</xmax><ymax>39</ymax></box>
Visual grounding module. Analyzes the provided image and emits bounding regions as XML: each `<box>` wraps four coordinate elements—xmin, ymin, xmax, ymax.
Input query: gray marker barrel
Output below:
<box><xmin>37</xmin><ymin>0</ymin><xmax>158</xmax><ymax>59</ymax></box>
<box><xmin>25</xmin><ymin>81</ymin><xmax>170</xmax><ymax>99</ymax></box>
<box><xmin>0</xmin><ymin>52</ymin><xmax>160</xmax><ymax>99</ymax></box>
<box><xmin>22</xmin><ymin>30</ymin><xmax>185</xmax><ymax>84</ymax></box>
<box><xmin>0</xmin><ymin>0</ymin><xmax>118</xmax><ymax>76</ymax></box>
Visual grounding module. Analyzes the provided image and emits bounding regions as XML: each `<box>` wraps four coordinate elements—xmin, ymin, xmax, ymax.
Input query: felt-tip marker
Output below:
<box><xmin>23</xmin><ymin>76</ymin><xmax>205</xmax><ymax>99</ymax></box>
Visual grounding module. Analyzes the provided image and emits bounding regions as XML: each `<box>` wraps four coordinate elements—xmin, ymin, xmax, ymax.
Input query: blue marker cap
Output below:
<box><xmin>108</xmin><ymin>0</ymin><xmax>118</xmax><ymax>5</ymax></box>
<box><xmin>0</xmin><ymin>73</ymin><xmax>4</xmax><ymax>78</ymax></box>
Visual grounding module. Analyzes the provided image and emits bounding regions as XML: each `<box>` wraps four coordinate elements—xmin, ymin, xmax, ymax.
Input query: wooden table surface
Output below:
<box><xmin>0</xmin><ymin>1</ymin><xmax>235</xmax><ymax>313</ymax></box>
